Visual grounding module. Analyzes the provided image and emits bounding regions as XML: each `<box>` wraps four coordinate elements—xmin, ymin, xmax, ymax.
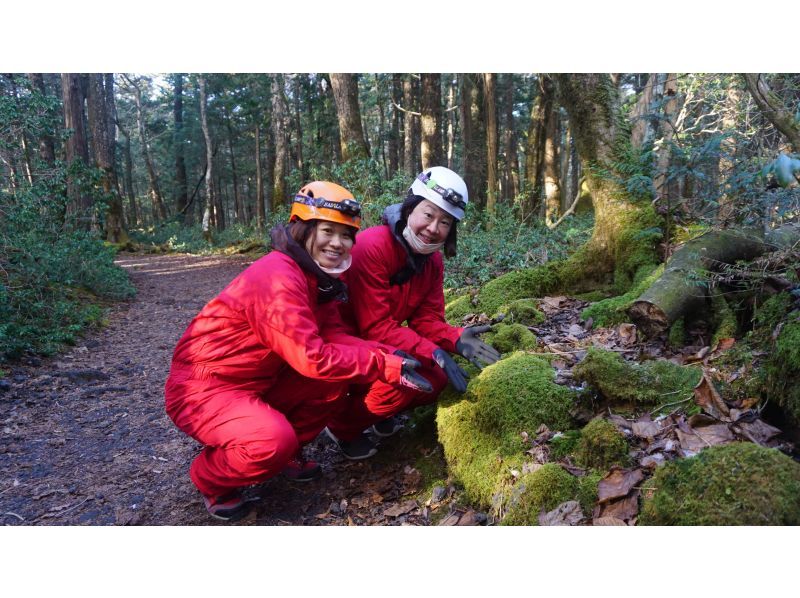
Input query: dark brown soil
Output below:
<box><xmin>0</xmin><ymin>253</ymin><xmax>458</xmax><ymax>526</ymax></box>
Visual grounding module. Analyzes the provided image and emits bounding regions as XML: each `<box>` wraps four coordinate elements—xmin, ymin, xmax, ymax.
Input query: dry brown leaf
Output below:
<box><xmin>693</xmin><ymin>373</ymin><xmax>730</xmax><ymax>420</ymax></box>
<box><xmin>714</xmin><ymin>338</ymin><xmax>736</xmax><ymax>352</ymax></box>
<box><xmin>740</xmin><ymin>397</ymin><xmax>760</xmax><ymax>409</ymax></box>
<box><xmin>539</xmin><ymin>501</ymin><xmax>584</xmax><ymax>526</ymax></box>
<box><xmin>640</xmin><ymin>454</ymin><xmax>665</xmax><ymax>468</ymax></box>
<box><xmin>734</xmin><ymin>419</ymin><xmax>782</xmax><ymax>445</ymax></box>
<box><xmin>688</xmin><ymin>413</ymin><xmax>718</xmax><ymax>428</ymax></box>
<box><xmin>593</xmin><ymin>516</ymin><xmax>627</xmax><ymax>526</ymax></box>
<box><xmin>383</xmin><ymin>500</ymin><xmax>418</xmax><ymax>518</ymax></box>
<box><xmin>632</xmin><ymin>419</ymin><xmax>661</xmax><ymax>439</ymax></box>
<box><xmin>542</xmin><ymin>296</ymin><xmax>568</xmax><ymax>309</ymax></box>
<box><xmin>597</xmin><ymin>468</ymin><xmax>645</xmax><ymax>503</ymax></box>
<box><xmin>438</xmin><ymin>512</ymin><xmax>462</xmax><ymax>526</ymax></box>
<box><xmin>607</xmin><ymin>414</ymin><xmax>633</xmax><ymax>432</ymax></box>
<box><xmin>685</xmin><ymin>346</ymin><xmax>711</xmax><ymax>363</ymax></box>
<box><xmin>597</xmin><ymin>491</ymin><xmax>640</xmax><ymax>522</ymax></box>
<box><xmin>676</xmin><ymin>424</ymin><xmax>734</xmax><ymax>452</ymax></box>
<box><xmin>617</xmin><ymin>323</ymin><xmax>637</xmax><ymax>346</ymax></box>
<box><xmin>456</xmin><ymin>509</ymin><xmax>483</xmax><ymax>526</ymax></box>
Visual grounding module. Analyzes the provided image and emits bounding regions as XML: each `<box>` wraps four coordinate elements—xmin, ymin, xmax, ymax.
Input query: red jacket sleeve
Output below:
<box><xmin>346</xmin><ymin>232</ymin><xmax>460</xmax><ymax>366</ymax></box>
<box><xmin>407</xmin><ymin>256</ymin><xmax>462</xmax><ymax>353</ymax></box>
<box><xmin>245</xmin><ymin>260</ymin><xmax>402</xmax><ymax>385</ymax></box>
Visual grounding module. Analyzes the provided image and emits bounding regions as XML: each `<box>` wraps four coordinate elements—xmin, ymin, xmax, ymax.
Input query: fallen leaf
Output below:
<box><xmin>714</xmin><ymin>338</ymin><xmax>736</xmax><ymax>352</ymax></box>
<box><xmin>607</xmin><ymin>414</ymin><xmax>633</xmax><ymax>432</ymax></box>
<box><xmin>740</xmin><ymin>397</ymin><xmax>760</xmax><ymax>410</ymax></box>
<box><xmin>597</xmin><ymin>468</ymin><xmax>645</xmax><ymax>503</ymax></box>
<box><xmin>593</xmin><ymin>516</ymin><xmax>627</xmax><ymax>526</ymax></box>
<box><xmin>693</xmin><ymin>373</ymin><xmax>730</xmax><ymax>420</ymax></box>
<box><xmin>640</xmin><ymin>453</ymin><xmax>665</xmax><ymax>468</ymax></box>
<box><xmin>685</xmin><ymin>346</ymin><xmax>711</xmax><ymax>363</ymax></box>
<box><xmin>542</xmin><ymin>296</ymin><xmax>568</xmax><ymax>309</ymax></box>
<box><xmin>383</xmin><ymin>500</ymin><xmax>418</xmax><ymax>518</ymax></box>
<box><xmin>597</xmin><ymin>491</ymin><xmax>640</xmax><ymax>522</ymax></box>
<box><xmin>687</xmin><ymin>413</ymin><xmax>718</xmax><ymax>428</ymax></box>
<box><xmin>632</xmin><ymin>419</ymin><xmax>660</xmax><ymax>439</ymax></box>
<box><xmin>539</xmin><ymin>501</ymin><xmax>584</xmax><ymax>526</ymax></box>
<box><xmin>733</xmin><ymin>418</ymin><xmax>782</xmax><ymax>445</ymax></box>
<box><xmin>617</xmin><ymin>323</ymin><xmax>637</xmax><ymax>346</ymax></box>
<box><xmin>456</xmin><ymin>510</ymin><xmax>486</xmax><ymax>526</ymax></box>
<box><xmin>438</xmin><ymin>512</ymin><xmax>462</xmax><ymax>526</ymax></box>
<box><xmin>676</xmin><ymin>424</ymin><xmax>734</xmax><ymax>452</ymax></box>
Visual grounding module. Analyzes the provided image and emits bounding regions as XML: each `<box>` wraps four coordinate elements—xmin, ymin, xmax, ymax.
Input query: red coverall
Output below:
<box><xmin>327</xmin><ymin>224</ymin><xmax>463</xmax><ymax>440</ymax></box>
<box><xmin>164</xmin><ymin>250</ymin><xmax>402</xmax><ymax>498</ymax></box>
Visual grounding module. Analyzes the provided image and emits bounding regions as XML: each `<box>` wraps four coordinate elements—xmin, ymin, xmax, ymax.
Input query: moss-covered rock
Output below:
<box><xmin>577</xmin><ymin>470</ymin><xmax>603</xmax><ymax>513</ymax></box>
<box><xmin>444</xmin><ymin>294</ymin><xmax>473</xmax><ymax>325</ymax></box>
<box><xmin>765</xmin><ymin>317</ymin><xmax>800</xmax><ymax>425</ymax></box>
<box><xmin>436</xmin><ymin>352</ymin><xmax>576</xmax><ymax>509</ymax></box>
<box><xmin>502</xmin><ymin>298</ymin><xmax>545</xmax><ymax>326</ymax></box>
<box><xmin>711</xmin><ymin>293</ymin><xmax>738</xmax><ymax>346</ymax></box>
<box><xmin>572</xmin><ymin>348</ymin><xmax>702</xmax><ymax>408</ymax></box>
<box><xmin>574</xmin><ymin>418</ymin><xmax>629</xmax><ymax>469</ymax></box>
<box><xmin>580</xmin><ymin>264</ymin><xmax>664</xmax><ymax>328</ymax></box>
<box><xmin>475</xmin><ymin>262</ymin><xmax>564</xmax><ymax>316</ymax></box>
<box><xmin>639</xmin><ymin>442</ymin><xmax>800</xmax><ymax>525</ymax></box>
<box><xmin>485</xmin><ymin>323</ymin><xmax>537</xmax><ymax>354</ymax></box>
<box><xmin>501</xmin><ymin>464</ymin><xmax>579</xmax><ymax>525</ymax></box>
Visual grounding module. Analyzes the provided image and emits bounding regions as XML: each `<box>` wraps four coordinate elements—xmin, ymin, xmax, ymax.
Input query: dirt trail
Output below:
<box><xmin>0</xmin><ymin>253</ymin><xmax>440</xmax><ymax>526</ymax></box>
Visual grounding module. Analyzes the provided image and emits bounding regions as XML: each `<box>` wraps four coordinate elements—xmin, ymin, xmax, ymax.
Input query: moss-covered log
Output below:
<box><xmin>628</xmin><ymin>223</ymin><xmax>800</xmax><ymax>337</ymax></box>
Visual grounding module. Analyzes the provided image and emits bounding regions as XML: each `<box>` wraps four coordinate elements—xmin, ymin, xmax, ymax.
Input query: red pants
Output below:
<box><xmin>165</xmin><ymin>364</ymin><xmax>348</xmax><ymax>498</ymax></box>
<box><xmin>327</xmin><ymin>363</ymin><xmax>448</xmax><ymax>441</ymax></box>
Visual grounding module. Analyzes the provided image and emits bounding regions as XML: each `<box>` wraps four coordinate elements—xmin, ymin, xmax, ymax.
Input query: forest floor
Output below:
<box><xmin>0</xmin><ymin>253</ymin><xmax>465</xmax><ymax>526</ymax></box>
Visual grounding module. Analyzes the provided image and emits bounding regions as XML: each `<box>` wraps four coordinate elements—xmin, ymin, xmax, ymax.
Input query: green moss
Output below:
<box><xmin>549</xmin><ymin>429</ymin><xmax>582</xmax><ymax>460</ymax></box>
<box><xmin>611</xmin><ymin>204</ymin><xmax>662</xmax><ymax>293</ymax></box>
<box><xmin>668</xmin><ymin>317</ymin><xmax>686</xmax><ymax>348</ymax></box>
<box><xmin>436</xmin><ymin>352</ymin><xmax>576</xmax><ymax>509</ymax></box>
<box><xmin>574</xmin><ymin>290</ymin><xmax>611</xmax><ymax>303</ymax></box>
<box><xmin>672</xmin><ymin>222</ymin><xmax>711</xmax><ymax>245</ymax></box>
<box><xmin>476</xmin><ymin>261</ymin><xmax>564</xmax><ymax>316</ymax></box>
<box><xmin>485</xmin><ymin>323</ymin><xmax>537</xmax><ymax>354</ymax></box>
<box><xmin>577</xmin><ymin>470</ymin><xmax>603</xmax><ymax>513</ymax></box>
<box><xmin>574</xmin><ymin>418</ymin><xmax>629</xmax><ymax>469</ymax></box>
<box><xmin>765</xmin><ymin>318</ymin><xmax>800</xmax><ymax>424</ymax></box>
<box><xmin>753</xmin><ymin>292</ymin><xmax>793</xmax><ymax>331</ymax></box>
<box><xmin>444</xmin><ymin>294</ymin><xmax>473</xmax><ymax>325</ymax></box>
<box><xmin>580</xmin><ymin>264</ymin><xmax>664</xmax><ymax>327</ymax></box>
<box><xmin>639</xmin><ymin>442</ymin><xmax>800</xmax><ymax>525</ymax></box>
<box><xmin>502</xmin><ymin>299</ymin><xmax>545</xmax><ymax>326</ymax></box>
<box><xmin>711</xmin><ymin>293</ymin><xmax>738</xmax><ymax>346</ymax></box>
<box><xmin>572</xmin><ymin>348</ymin><xmax>702</xmax><ymax>408</ymax></box>
<box><xmin>501</xmin><ymin>464</ymin><xmax>579</xmax><ymax>525</ymax></box>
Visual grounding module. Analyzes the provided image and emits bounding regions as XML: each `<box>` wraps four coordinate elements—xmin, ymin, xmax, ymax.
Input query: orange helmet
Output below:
<box><xmin>290</xmin><ymin>181</ymin><xmax>362</xmax><ymax>230</ymax></box>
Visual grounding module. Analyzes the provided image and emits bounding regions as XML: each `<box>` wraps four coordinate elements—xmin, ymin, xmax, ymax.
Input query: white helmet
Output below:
<box><xmin>409</xmin><ymin>166</ymin><xmax>469</xmax><ymax>221</ymax></box>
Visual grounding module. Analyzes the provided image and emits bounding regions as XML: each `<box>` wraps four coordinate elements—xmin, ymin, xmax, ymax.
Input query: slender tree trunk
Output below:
<box><xmin>420</xmin><ymin>73</ymin><xmax>443</xmax><ymax>169</ymax></box>
<box><xmin>542</xmin><ymin>76</ymin><xmax>562</xmax><ymax>226</ymax></box>
<box><xmin>255</xmin><ymin>122</ymin><xmax>265</xmax><ymax>230</ymax></box>
<box><xmin>272</xmin><ymin>75</ymin><xmax>289</xmax><ymax>205</ymax></box>
<box><xmin>292</xmin><ymin>74</ymin><xmax>306</xmax><ymax>180</ymax></box>
<box><xmin>460</xmin><ymin>74</ymin><xmax>486</xmax><ymax>210</ymax></box>
<box><xmin>483</xmin><ymin>74</ymin><xmax>499</xmax><ymax>216</ymax></box>
<box><xmin>329</xmin><ymin>73</ymin><xmax>369</xmax><ymax>162</ymax></box>
<box><xmin>446</xmin><ymin>77</ymin><xmax>457</xmax><ymax>170</ymax></box>
<box><xmin>87</xmin><ymin>73</ymin><xmax>127</xmax><ymax>242</ymax></box>
<box><xmin>743</xmin><ymin>73</ymin><xmax>800</xmax><ymax>152</ymax></box>
<box><xmin>377</xmin><ymin>82</ymin><xmax>388</xmax><ymax>178</ymax></box>
<box><xmin>502</xmin><ymin>73</ymin><xmax>520</xmax><ymax>201</ymax></box>
<box><xmin>403</xmin><ymin>75</ymin><xmax>415</xmax><ymax>177</ymax></box>
<box><xmin>173</xmin><ymin>73</ymin><xmax>188</xmax><ymax>221</ymax></box>
<box><xmin>718</xmin><ymin>77</ymin><xmax>743</xmax><ymax>222</ymax></box>
<box><xmin>222</xmin><ymin>105</ymin><xmax>242</xmax><ymax>224</ymax></box>
<box><xmin>412</xmin><ymin>76</ymin><xmax>421</xmax><ymax>174</ymax></box>
<box><xmin>560</xmin><ymin>123</ymin><xmax>572</xmax><ymax>212</ymax></box>
<box><xmin>389</xmin><ymin>74</ymin><xmax>401</xmax><ymax>177</ymax></box>
<box><xmin>27</xmin><ymin>73</ymin><xmax>56</xmax><ymax>167</ymax></box>
<box><xmin>117</xmin><ymin>123</ymin><xmax>138</xmax><ymax>226</ymax></box>
<box><xmin>198</xmin><ymin>76</ymin><xmax>215</xmax><ymax>239</ymax></box>
<box><xmin>61</xmin><ymin>73</ymin><xmax>92</xmax><ymax>228</ymax></box>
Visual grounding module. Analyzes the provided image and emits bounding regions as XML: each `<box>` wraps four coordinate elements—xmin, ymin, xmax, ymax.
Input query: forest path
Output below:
<box><xmin>0</xmin><ymin>253</ymin><xmax>440</xmax><ymax>526</ymax></box>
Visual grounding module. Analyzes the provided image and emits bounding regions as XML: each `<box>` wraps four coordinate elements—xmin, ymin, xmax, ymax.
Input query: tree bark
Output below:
<box><xmin>542</xmin><ymin>76</ymin><xmax>561</xmax><ymax>226</ymax></box>
<box><xmin>502</xmin><ymin>73</ymin><xmax>520</xmax><ymax>201</ymax></box>
<box><xmin>743</xmin><ymin>73</ymin><xmax>800</xmax><ymax>152</ymax></box>
<box><xmin>420</xmin><ymin>73</ymin><xmax>443</xmax><ymax>169</ymax></box>
<box><xmin>198</xmin><ymin>76</ymin><xmax>215</xmax><ymax>239</ymax></box>
<box><xmin>272</xmin><ymin>74</ymin><xmax>289</xmax><ymax>206</ymax></box>
<box><xmin>255</xmin><ymin>122</ymin><xmax>265</xmax><ymax>230</ymax></box>
<box><xmin>222</xmin><ymin>104</ymin><xmax>242</xmax><ymax>224</ymax></box>
<box><xmin>329</xmin><ymin>73</ymin><xmax>369</xmax><ymax>162</ymax></box>
<box><xmin>292</xmin><ymin>74</ymin><xmax>306</xmax><ymax>181</ymax></box>
<box><xmin>446</xmin><ymin>77</ymin><xmax>457</xmax><ymax>170</ymax></box>
<box><xmin>460</xmin><ymin>74</ymin><xmax>486</xmax><ymax>210</ymax></box>
<box><xmin>61</xmin><ymin>73</ymin><xmax>92</xmax><ymax>228</ymax></box>
<box><xmin>173</xmin><ymin>73</ymin><xmax>188</xmax><ymax>221</ymax></box>
<box><xmin>27</xmin><ymin>73</ymin><xmax>56</xmax><ymax>167</ymax></box>
<box><xmin>524</xmin><ymin>82</ymin><xmax>546</xmax><ymax>218</ymax></box>
<box><xmin>629</xmin><ymin>222</ymin><xmax>800</xmax><ymax>337</ymax></box>
<box><xmin>116</xmin><ymin>122</ymin><xmax>138</xmax><ymax>226</ymax></box>
<box><xmin>402</xmin><ymin>75</ymin><xmax>416</xmax><ymax>177</ymax></box>
<box><xmin>389</xmin><ymin>74</ymin><xmax>401</xmax><ymax>177</ymax></box>
<box><xmin>484</xmin><ymin>73</ymin><xmax>499</xmax><ymax>216</ymax></box>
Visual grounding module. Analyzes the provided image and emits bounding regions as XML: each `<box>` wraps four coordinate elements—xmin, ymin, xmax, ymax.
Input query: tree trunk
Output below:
<box><xmin>420</xmin><ymin>73</ymin><xmax>443</xmax><ymax>169</ymax></box>
<box><xmin>87</xmin><ymin>73</ymin><xmax>127</xmax><ymax>243</ymax></box>
<box><xmin>483</xmin><ymin>74</ymin><xmax>499</xmax><ymax>216</ymax></box>
<box><xmin>198</xmin><ymin>76</ymin><xmax>215</xmax><ymax>240</ymax></box>
<box><xmin>629</xmin><ymin>223</ymin><xmax>800</xmax><ymax>337</ymax></box>
<box><xmin>272</xmin><ymin>74</ymin><xmax>289</xmax><ymax>206</ymax></box>
<box><xmin>61</xmin><ymin>73</ymin><xmax>92</xmax><ymax>228</ymax></box>
<box><xmin>27</xmin><ymin>73</ymin><xmax>56</xmax><ymax>167</ymax></box>
<box><xmin>446</xmin><ymin>77</ymin><xmax>457</xmax><ymax>170</ymax></box>
<box><xmin>543</xmin><ymin>76</ymin><xmax>561</xmax><ymax>226</ymax></box>
<box><xmin>718</xmin><ymin>77</ymin><xmax>743</xmax><ymax>222</ymax></box>
<box><xmin>524</xmin><ymin>83</ymin><xmax>546</xmax><ymax>218</ymax></box>
<box><xmin>292</xmin><ymin>74</ymin><xmax>306</xmax><ymax>181</ymax></box>
<box><xmin>402</xmin><ymin>75</ymin><xmax>416</xmax><ymax>177</ymax></box>
<box><xmin>173</xmin><ymin>74</ymin><xmax>188</xmax><ymax>221</ymax></box>
<box><xmin>255</xmin><ymin>122</ymin><xmax>265</xmax><ymax>230</ymax></box>
<box><xmin>223</xmin><ymin>105</ymin><xmax>242</xmax><ymax>224</ymax></box>
<box><xmin>743</xmin><ymin>73</ymin><xmax>800</xmax><ymax>152</ymax></box>
<box><xmin>502</xmin><ymin>73</ymin><xmax>520</xmax><ymax>202</ymax></box>
<box><xmin>389</xmin><ymin>74</ymin><xmax>401</xmax><ymax>177</ymax></box>
<box><xmin>329</xmin><ymin>73</ymin><xmax>369</xmax><ymax>162</ymax></box>
<box><xmin>460</xmin><ymin>74</ymin><xmax>486</xmax><ymax>210</ymax></box>
<box><xmin>117</xmin><ymin>122</ymin><xmax>138</xmax><ymax>226</ymax></box>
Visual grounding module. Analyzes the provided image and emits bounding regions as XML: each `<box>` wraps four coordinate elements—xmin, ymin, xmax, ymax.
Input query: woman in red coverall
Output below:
<box><xmin>325</xmin><ymin>167</ymin><xmax>501</xmax><ymax>460</ymax></box>
<box><xmin>164</xmin><ymin>181</ymin><xmax>430</xmax><ymax>521</ymax></box>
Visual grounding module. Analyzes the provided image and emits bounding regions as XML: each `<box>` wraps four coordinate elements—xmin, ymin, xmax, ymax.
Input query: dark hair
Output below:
<box><xmin>400</xmin><ymin>193</ymin><xmax>458</xmax><ymax>258</ymax></box>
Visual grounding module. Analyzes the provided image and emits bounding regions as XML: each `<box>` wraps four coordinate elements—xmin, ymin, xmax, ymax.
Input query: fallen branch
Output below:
<box><xmin>547</xmin><ymin>177</ymin><xmax>586</xmax><ymax>230</ymax></box>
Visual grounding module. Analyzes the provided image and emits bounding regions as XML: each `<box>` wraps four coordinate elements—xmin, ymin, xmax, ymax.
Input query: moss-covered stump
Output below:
<box><xmin>574</xmin><ymin>418</ymin><xmax>629</xmax><ymax>469</ymax></box>
<box><xmin>502</xmin><ymin>464</ymin><xmax>579</xmax><ymax>525</ymax></box>
<box><xmin>572</xmin><ymin>348</ymin><xmax>701</xmax><ymax>409</ymax></box>
<box><xmin>639</xmin><ymin>442</ymin><xmax>800</xmax><ymax>525</ymax></box>
<box><xmin>580</xmin><ymin>264</ymin><xmax>663</xmax><ymax>328</ymax></box>
<box><xmin>485</xmin><ymin>323</ymin><xmax>537</xmax><ymax>354</ymax></box>
<box><xmin>436</xmin><ymin>352</ymin><xmax>576</xmax><ymax>510</ymax></box>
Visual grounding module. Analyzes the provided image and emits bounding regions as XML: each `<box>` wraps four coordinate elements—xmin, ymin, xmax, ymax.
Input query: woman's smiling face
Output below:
<box><xmin>305</xmin><ymin>221</ymin><xmax>355</xmax><ymax>268</ymax></box>
<box><xmin>407</xmin><ymin>199</ymin><xmax>453</xmax><ymax>245</ymax></box>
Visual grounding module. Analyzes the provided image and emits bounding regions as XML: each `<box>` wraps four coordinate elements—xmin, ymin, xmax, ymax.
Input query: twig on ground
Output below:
<box><xmin>2</xmin><ymin>512</ymin><xmax>25</xmax><ymax>522</ymax></box>
<box><xmin>650</xmin><ymin>396</ymin><xmax>693</xmax><ymax>415</ymax></box>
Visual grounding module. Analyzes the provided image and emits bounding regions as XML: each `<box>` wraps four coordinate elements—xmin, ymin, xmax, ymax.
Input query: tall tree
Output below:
<box><xmin>26</xmin><ymin>73</ymin><xmax>56</xmax><ymax>167</ymax></box>
<box><xmin>389</xmin><ymin>74</ymin><xmax>401</xmax><ymax>177</ymax></box>
<box><xmin>420</xmin><ymin>73</ymin><xmax>443</xmax><ymax>169</ymax></box>
<box><xmin>446</xmin><ymin>76</ymin><xmax>457</xmax><ymax>170</ymax></box>
<box><xmin>173</xmin><ymin>73</ymin><xmax>188</xmax><ymax>221</ymax></box>
<box><xmin>116</xmin><ymin>121</ymin><xmax>138</xmax><ymax>227</ymax></box>
<box><xmin>541</xmin><ymin>76</ymin><xmax>562</xmax><ymax>226</ymax></box>
<box><xmin>502</xmin><ymin>73</ymin><xmax>520</xmax><ymax>201</ymax></box>
<box><xmin>198</xmin><ymin>75</ymin><xmax>215</xmax><ymax>239</ymax></box>
<box><xmin>329</xmin><ymin>73</ymin><xmax>369</xmax><ymax>162</ymax></box>
<box><xmin>272</xmin><ymin>74</ymin><xmax>289</xmax><ymax>206</ymax></box>
<box><xmin>460</xmin><ymin>74</ymin><xmax>486</xmax><ymax>209</ymax></box>
<box><xmin>484</xmin><ymin>73</ymin><xmax>499</xmax><ymax>215</ymax></box>
<box><xmin>291</xmin><ymin>74</ymin><xmax>306</xmax><ymax>181</ymax></box>
<box><xmin>743</xmin><ymin>73</ymin><xmax>800</xmax><ymax>152</ymax></box>
<box><xmin>402</xmin><ymin>75</ymin><xmax>416</xmax><ymax>177</ymax></box>
<box><xmin>254</xmin><ymin>121</ymin><xmax>265</xmax><ymax>230</ymax></box>
<box><xmin>87</xmin><ymin>73</ymin><xmax>126</xmax><ymax>242</ymax></box>
<box><xmin>61</xmin><ymin>73</ymin><xmax>92</xmax><ymax>227</ymax></box>
<box><xmin>221</xmin><ymin>102</ymin><xmax>243</xmax><ymax>224</ymax></box>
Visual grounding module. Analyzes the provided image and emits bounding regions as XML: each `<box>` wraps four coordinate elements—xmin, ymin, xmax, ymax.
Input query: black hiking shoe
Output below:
<box><xmin>371</xmin><ymin>416</ymin><xmax>404</xmax><ymax>438</ymax></box>
<box><xmin>201</xmin><ymin>490</ymin><xmax>256</xmax><ymax>522</ymax></box>
<box><xmin>282</xmin><ymin>455</ymin><xmax>322</xmax><ymax>482</ymax></box>
<box><xmin>325</xmin><ymin>428</ymin><xmax>378</xmax><ymax>460</ymax></box>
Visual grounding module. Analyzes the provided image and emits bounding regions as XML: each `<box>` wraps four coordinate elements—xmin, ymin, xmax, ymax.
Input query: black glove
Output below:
<box><xmin>394</xmin><ymin>350</ymin><xmax>433</xmax><ymax>393</ymax></box>
<box><xmin>455</xmin><ymin>325</ymin><xmax>501</xmax><ymax>369</ymax></box>
<box><xmin>433</xmin><ymin>348</ymin><xmax>469</xmax><ymax>393</ymax></box>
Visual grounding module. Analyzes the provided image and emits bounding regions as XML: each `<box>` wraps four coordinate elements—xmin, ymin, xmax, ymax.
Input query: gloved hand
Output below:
<box><xmin>455</xmin><ymin>325</ymin><xmax>501</xmax><ymax>369</ymax></box>
<box><xmin>394</xmin><ymin>350</ymin><xmax>433</xmax><ymax>393</ymax></box>
<box><xmin>433</xmin><ymin>348</ymin><xmax>469</xmax><ymax>393</ymax></box>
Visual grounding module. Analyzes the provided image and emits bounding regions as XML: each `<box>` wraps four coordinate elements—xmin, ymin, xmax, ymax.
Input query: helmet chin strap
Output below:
<box><xmin>314</xmin><ymin>255</ymin><xmax>352</xmax><ymax>277</ymax></box>
<box><xmin>402</xmin><ymin>225</ymin><xmax>443</xmax><ymax>255</ymax></box>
